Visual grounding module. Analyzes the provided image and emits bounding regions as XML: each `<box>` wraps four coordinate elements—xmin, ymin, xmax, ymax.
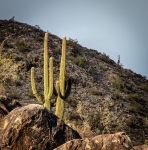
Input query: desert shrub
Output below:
<box><xmin>16</xmin><ymin>40</ymin><xmax>28</xmax><ymax>52</ymax></box>
<box><xmin>112</xmin><ymin>76</ymin><xmax>125</xmax><ymax>91</ymax></box>
<box><xmin>69</xmin><ymin>56</ymin><xmax>85</xmax><ymax>67</ymax></box>
<box><xmin>0</xmin><ymin>58</ymin><xmax>20</xmax><ymax>84</ymax></box>
<box><xmin>0</xmin><ymin>84</ymin><xmax>6</xmax><ymax>95</ymax></box>
<box><xmin>68</xmin><ymin>112</ymin><xmax>81</xmax><ymax>121</ymax></box>
<box><xmin>68</xmin><ymin>112</ymin><xmax>83</xmax><ymax>125</ymax></box>
<box><xmin>67</xmin><ymin>38</ymin><xmax>78</xmax><ymax>48</ymax></box>
<box><xmin>127</xmin><ymin>94</ymin><xmax>141</xmax><ymax>112</ymax></box>
<box><xmin>126</xmin><ymin>93</ymin><xmax>139</xmax><ymax>101</ymax></box>
<box><xmin>14</xmin><ymin>56</ymin><xmax>22</xmax><ymax>61</ymax></box>
<box><xmin>0</xmin><ymin>39</ymin><xmax>5</xmax><ymax>51</ymax></box>
<box><xmin>145</xmin><ymin>139</ymin><xmax>148</xmax><ymax>145</ymax></box>
<box><xmin>0</xmin><ymin>39</ymin><xmax>9</xmax><ymax>51</ymax></box>
<box><xmin>89</xmin><ymin>113</ymin><xmax>104</xmax><ymax>131</ymax></box>
<box><xmin>89</xmin><ymin>87</ymin><xmax>101</xmax><ymax>95</ymax></box>
<box><xmin>126</xmin><ymin>70</ymin><xmax>133</xmax><ymax>77</ymax></box>
<box><xmin>54</xmin><ymin>46</ymin><xmax>61</xmax><ymax>53</ymax></box>
<box><xmin>98</xmin><ymin>62</ymin><xmax>107</xmax><ymax>71</ymax></box>
<box><xmin>1</xmin><ymin>51</ymin><xmax>15</xmax><ymax>59</ymax></box>
<box><xmin>99</xmin><ymin>53</ymin><xmax>110</xmax><ymax>63</ymax></box>
<box><xmin>126</xmin><ymin>119</ymin><xmax>136</xmax><ymax>128</ymax></box>
<box><xmin>112</xmin><ymin>91</ymin><xmax>121</xmax><ymax>100</ymax></box>
<box><xmin>35</xmin><ymin>34</ymin><xmax>43</xmax><ymax>42</ymax></box>
<box><xmin>141</xmin><ymin>83</ymin><xmax>148</xmax><ymax>93</ymax></box>
<box><xmin>129</xmin><ymin>103</ymin><xmax>141</xmax><ymax>113</ymax></box>
<box><xmin>8</xmin><ymin>93</ymin><xmax>20</xmax><ymax>99</ymax></box>
<box><xmin>67</xmin><ymin>96</ymin><xmax>77</xmax><ymax>108</ymax></box>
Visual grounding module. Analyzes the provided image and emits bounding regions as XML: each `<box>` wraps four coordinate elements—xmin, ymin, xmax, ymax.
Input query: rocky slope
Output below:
<box><xmin>0</xmin><ymin>19</ymin><xmax>148</xmax><ymax>146</ymax></box>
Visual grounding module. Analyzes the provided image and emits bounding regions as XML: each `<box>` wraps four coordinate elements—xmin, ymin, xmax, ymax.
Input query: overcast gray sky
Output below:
<box><xmin>0</xmin><ymin>0</ymin><xmax>148</xmax><ymax>78</ymax></box>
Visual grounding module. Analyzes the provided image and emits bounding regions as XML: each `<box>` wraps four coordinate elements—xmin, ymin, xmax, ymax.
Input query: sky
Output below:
<box><xmin>0</xmin><ymin>0</ymin><xmax>148</xmax><ymax>78</ymax></box>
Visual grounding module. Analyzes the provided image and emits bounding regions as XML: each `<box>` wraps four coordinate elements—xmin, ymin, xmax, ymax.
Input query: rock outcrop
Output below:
<box><xmin>0</xmin><ymin>104</ymin><xmax>81</xmax><ymax>150</ymax></box>
<box><xmin>134</xmin><ymin>144</ymin><xmax>148</xmax><ymax>150</ymax></box>
<box><xmin>0</xmin><ymin>95</ymin><xmax>21</xmax><ymax>119</ymax></box>
<box><xmin>54</xmin><ymin>132</ymin><xmax>133</xmax><ymax>150</ymax></box>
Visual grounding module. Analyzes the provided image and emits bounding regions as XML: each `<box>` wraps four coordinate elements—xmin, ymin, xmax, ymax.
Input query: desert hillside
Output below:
<box><xmin>0</xmin><ymin>19</ymin><xmax>148</xmax><ymax>146</ymax></box>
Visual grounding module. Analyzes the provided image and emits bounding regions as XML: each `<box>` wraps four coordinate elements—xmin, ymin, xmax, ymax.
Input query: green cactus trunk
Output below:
<box><xmin>55</xmin><ymin>37</ymin><xmax>66</xmax><ymax>119</ymax></box>
<box><xmin>44</xmin><ymin>32</ymin><xmax>49</xmax><ymax>102</ymax></box>
<box><xmin>44</xmin><ymin>57</ymin><xmax>54</xmax><ymax>110</ymax></box>
<box><xmin>31</xmin><ymin>32</ymin><xmax>54</xmax><ymax>111</ymax></box>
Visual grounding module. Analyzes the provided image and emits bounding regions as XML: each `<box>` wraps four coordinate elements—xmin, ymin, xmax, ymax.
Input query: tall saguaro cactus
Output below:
<box><xmin>31</xmin><ymin>33</ymin><xmax>71</xmax><ymax>119</ymax></box>
<box><xmin>55</xmin><ymin>37</ymin><xmax>71</xmax><ymax>119</ymax></box>
<box><xmin>31</xmin><ymin>32</ymin><xmax>54</xmax><ymax>111</ymax></box>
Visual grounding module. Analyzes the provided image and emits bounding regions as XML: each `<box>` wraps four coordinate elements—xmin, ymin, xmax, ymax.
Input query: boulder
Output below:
<box><xmin>54</xmin><ymin>132</ymin><xmax>133</xmax><ymax>150</ymax></box>
<box><xmin>134</xmin><ymin>144</ymin><xmax>148</xmax><ymax>150</ymax></box>
<box><xmin>0</xmin><ymin>104</ymin><xmax>81</xmax><ymax>150</ymax></box>
<box><xmin>0</xmin><ymin>95</ymin><xmax>21</xmax><ymax>119</ymax></box>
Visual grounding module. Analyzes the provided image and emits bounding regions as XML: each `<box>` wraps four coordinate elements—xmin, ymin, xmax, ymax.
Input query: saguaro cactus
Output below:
<box><xmin>55</xmin><ymin>37</ymin><xmax>71</xmax><ymax>119</ymax></box>
<box><xmin>31</xmin><ymin>32</ymin><xmax>54</xmax><ymax>111</ymax></box>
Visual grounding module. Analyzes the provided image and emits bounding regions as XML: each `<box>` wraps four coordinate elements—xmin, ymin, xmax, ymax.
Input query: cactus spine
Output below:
<box><xmin>31</xmin><ymin>67</ymin><xmax>43</xmax><ymax>103</ymax></box>
<box><xmin>31</xmin><ymin>32</ymin><xmax>54</xmax><ymax>111</ymax></box>
<box><xmin>55</xmin><ymin>37</ymin><xmax>71</xmax><ymax>119</ymax></box>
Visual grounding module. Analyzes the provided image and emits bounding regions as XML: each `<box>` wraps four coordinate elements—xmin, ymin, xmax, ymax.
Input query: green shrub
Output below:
<box><xmin>1</xmin><ymin>51</ymin><xmax>15</xmax><ymax>59</ymax></box>
<box><xmin>127</xmin><ymin>94</ymin><xmax>141</xmax><ymax>112</ymax></box>
<box><xmin>99</xmin><ymin>53</ymin><xmax>110</xmax><ymax>63</ymax></box>
<box><xmin>69</xmin><ymin>56</ymin><xmax>85</xmax><ymax>67</ymax></box>
<box><xmin>0</xmin><ymin>40</ymin><xmax>5</xmax><ymax>51</ymax></box>
<box><xmin>16</xmin><ymin>40</ymin><xmax>27</xmax><ymax>52</ymax></box>
<box><xmin>112</xmin><ymin>76</ymin><xmax>125</xmax><ymax>91</ymax></box>
<box><xmin>126</xmin><ymin>93</ymin><xmax>139</xmax><ymax>101</ymax></box>
<box><xmin>54</xmin><ymin>47</ymin><xmax>61</xmax><ymax>53</ymax></box>
<box><xmin>89</xmin><ymin>87</ymin><xmax>101</xmax><ymax>95</ymax></box>
<box><xmin>89</xmin><ymin>113</ymin><xmax>104</xmax><ymax>131</ymax></box>
<box><xmin>68</xmin><ymin>112</ymin><xmax>82</xmax><ymax>123</ymax></box>
<box><xmin>68</xmin><ymin>112</ymin><xmax>81</xmax><ymax>120</ymax></box>
<box><xmin>98</xmin><ymin>62</ymin><xmax>107</xmax><ymax>71</ymax></box>
<box><xmin>145</xmin><ymin>139</ymin><xmax>148</xmax><ymax>145</ymax></box>
<box><xmin>8</xmin><ymin>93</ymin><xmax>20</xmax><ymax>99</ymax></box>
<box><xmin>126</xmin><ymin>119</ymin><xmax>136</xmax><ymax>128</ymax></box>
<box><xmin>141</xmin><ymin>83</ymin><xmax>148</xmax><ymax>93</ymax></box>
<box><xmin>67</xmin><ymin>38</ymin><xmax>78</xmax><ymax>48</ymax></box>
<box><xmin>67</xmin><ymin>96</ymin><xmax>77</xmax><ymax>108</ymax></box>
<box><xmin>112</xmin><ymin>91</ymin><xmax>121</xmax><ymax>99</ymax></box>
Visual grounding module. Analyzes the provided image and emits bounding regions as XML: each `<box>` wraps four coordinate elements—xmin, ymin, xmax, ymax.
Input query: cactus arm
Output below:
<box><xmin>55</xmin><ymin>79</ymin><xmax>71</xmax><ymax>100</ymax></box>
<box><xmin>31</xmin><ymin>67</ymin><xmax>43</xmax><ymax>103</ymax></box>
<box><xmin>0</xmin><ymin>39</ymin><xmax>6</xmax><ymax>52</ymax></box>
